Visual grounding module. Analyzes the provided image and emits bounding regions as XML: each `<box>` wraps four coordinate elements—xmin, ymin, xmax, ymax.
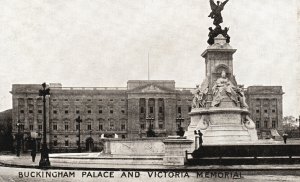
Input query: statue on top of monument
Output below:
<box><xmin>211</xmin><ymin>70</ymin><xmax>238</xmax><ymax>107</ymax></box>
<box><xmin>208</xmin><ymin>0</ymin><xmax>229</xmax><ymax>26</ymax></box>
<box><xmin>207</xmin><ymin>0</ymin><xmax>231</xmax><ymax>45</ymax></box>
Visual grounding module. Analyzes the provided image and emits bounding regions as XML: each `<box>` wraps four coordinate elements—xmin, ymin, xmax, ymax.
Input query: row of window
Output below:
<box><xmin>52</xmin><ymin>123</ymin><xmax>126</xmax><ymax>131</ymax></box>
<box><xmin>255</xmin><ymin>109</ymin><xmax>276</xmax><ymax>114</ymax></box>
<box><xmin>139</xmin><ymin>106</ymin><xmax>191</xmax><ymax>114</ymax></box>
<box><xmin>23</xmin><ymin>123</ymin><xmax>127</xmax><ymax>131</ymax></box>
<box><xmin>140</xmin><ymin>107</ymin><xmax>163</xmax><ymax>114</ymax></box>
<box><xmin>52</xmin><ymin>109</ymin><xmax>125</xmax><ymax>114</ymax></box>
<box><xmin>20</xmin><ymin>110</ymin><xmax>43</xmax><ymax>114</ymax></box>
<box><xmin>52</xmin><ymin>98</ymin><xmax>126</xmax><ymax>102</ymax></box>
<box><xmin>255</xmin><ymin>120</ymin><xmax>277</xmax><ymax>129</ymax></box>
<box><xmin>140</xmin><ymin>123</ymin><xmax>164</xmax><ymax>130</ymax></box>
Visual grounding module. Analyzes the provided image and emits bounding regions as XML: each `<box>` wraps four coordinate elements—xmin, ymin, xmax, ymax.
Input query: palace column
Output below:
<box><xmin>145</xmin><ymin>98</ymin><xmax>149</xmax><ymax>128</ymax></box>
<box><xmin>154</xmin><ymin>98</ymin><xmax>159</xmax><ymax>129</ymax></box>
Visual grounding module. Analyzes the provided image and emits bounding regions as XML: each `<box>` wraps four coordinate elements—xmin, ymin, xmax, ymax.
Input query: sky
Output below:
<box><xmin>0</xmin><ymin>0</ymin><xmax>299</xmax><ymax>117</ymax></box>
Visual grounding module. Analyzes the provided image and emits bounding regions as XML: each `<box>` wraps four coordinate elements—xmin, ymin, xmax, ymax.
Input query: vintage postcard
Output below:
<box><xmin>0</xmin><ymin>0</ymin><xmax>299</xmax><ymax>181</ymax></box>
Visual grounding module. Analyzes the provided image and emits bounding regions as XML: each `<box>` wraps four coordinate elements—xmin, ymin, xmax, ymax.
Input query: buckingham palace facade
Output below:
<box><xmin>10</xmin><ymin>80</ymin><xmax>283</xmax><ymax>152</ymax></box>
<box><xmin>11</xmin><ymin>80</ymin><xmax>193</xmax><ymax>152</ymax></box>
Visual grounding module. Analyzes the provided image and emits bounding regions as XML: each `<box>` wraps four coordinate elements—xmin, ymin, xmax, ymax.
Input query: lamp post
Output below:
<box><xmin>38</xmin><ymin>82</ymin><xmax>50</xmax><ymax>168</ymax></box>
<box><xmin>15</xmin><ymin>121</ymin><xmax>24</xmax><ymax>157</ymax></box>
<box><xmin>146</xmin><ymin>116</ymin><xmax>155</xmax><ymax>137</ymax></box>
<box><xmin>76</xmin><ymin>116</ymin><xmax>82</xmax><ymax>153</ymax></box>
<box><xmin>176</xmin><ymin>114</ymin><xmax>185</xmax><ymax>137</ymax></box>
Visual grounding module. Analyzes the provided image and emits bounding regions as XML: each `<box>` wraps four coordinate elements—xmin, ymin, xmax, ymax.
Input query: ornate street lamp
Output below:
<box><xmin>76</xmin><ymin>116</ymin><xmax>82</xmax><ymax>153</ymax></box>
<box><xmin>15</xmin><ymin>121</ymin><xmax>24</xmax><ymax>157</ymax></box>
<box><xmin>38</xmin><ymin>82</ymin><xmax>51</xmax><ymax>168</ymax></box>
<box><xmin>176</xmin><ymin>114</ymin><xmax>185</xmax><ymax>137</ymax></box>
<box><xmin>146</xmin><ymin>116</ymin><xmax>155</xmax><ymax>137</ymax></box>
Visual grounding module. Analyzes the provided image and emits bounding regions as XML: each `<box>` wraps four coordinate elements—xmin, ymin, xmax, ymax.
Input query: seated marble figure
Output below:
<box><xmin>212</xmin><ymin>70</ymin><xmax>238</xmax><ymax>107</ymax></box>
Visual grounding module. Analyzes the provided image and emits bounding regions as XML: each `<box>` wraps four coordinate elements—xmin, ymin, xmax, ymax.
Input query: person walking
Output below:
<box><xmin>283</xmin><ymin>133</ymin><xmax>288</xmax><ymax>144</ymax></box>
<box><xmin>198</xmin><ymin>130</ymin><xmax>203</xmax><ymax>147</ymax></box>
<box><xmin>31</xmin><ymin>139</ymin><xmax>37</xmax><ymax>162</ymax></box>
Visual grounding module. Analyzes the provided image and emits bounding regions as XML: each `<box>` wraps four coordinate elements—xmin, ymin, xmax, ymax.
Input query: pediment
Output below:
<box><xmin>128</xmin><ymin>84</ymin><xmax>174</xmax><ymax>93</ymax></box>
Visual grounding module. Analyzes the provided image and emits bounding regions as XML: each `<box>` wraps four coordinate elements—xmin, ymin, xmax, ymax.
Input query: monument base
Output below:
<box><xmin>185</xmin><ymin>107</ymin><xmax>258</xmax><ymax>145</ymax></box>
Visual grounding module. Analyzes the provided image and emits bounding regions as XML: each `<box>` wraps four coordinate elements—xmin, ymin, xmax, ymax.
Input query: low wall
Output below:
<box><xmin>103</xmin><ymin>138</ymin><xmax>165</xmax><ymax>156</ymax></box>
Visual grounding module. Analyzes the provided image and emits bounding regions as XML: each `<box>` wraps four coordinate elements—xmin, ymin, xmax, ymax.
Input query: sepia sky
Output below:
<box><xmin>0</xmin><ymin>0</ymin><xmax>299</xmax><ymax>117</ymax></box>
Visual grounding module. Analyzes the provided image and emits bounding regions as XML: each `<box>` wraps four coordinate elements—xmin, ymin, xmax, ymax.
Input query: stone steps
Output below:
<box><xmin>50</xmin><ymin>156</ymin><xmax>164</xmax><ymax>165</ymax></box>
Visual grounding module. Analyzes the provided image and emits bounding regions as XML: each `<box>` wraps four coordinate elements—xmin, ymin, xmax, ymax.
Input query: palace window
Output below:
<box><xmin>121</xmin><ymin>110</ymin><xmax>125</xmax><ymax>114</ymax></box>
<box><xmin>159</xmin><ymin>107</ymin><xmax>163</xmax><ymax>113</ymax></box>
<box><xmin>264</xmin><ymin>121</ymin><xmax>268</xmax><ymax>128</ymax></box>
<box><xmin>53</xmin><ymin>140</ymin><xmax>57</xmax><ymax>146</ymax></box>
<box><xmin>272</xmin><ymin>109</ymin><xmax>276</xmax><ymax>113</ymax></box>
<box><xmin>65</xmin><ymin>140</ymin><xmax>69</xmax><ymax>147</ymax></box>
<box><xmin>99</xmin><ymin>110</ymin><xmax>102</xmax><ymax>114</ymax></box>
<box><xmin>256</xmin><ymin>121</ymin><xmax>260</xmax><ymax>128</ymax></box>
<box><xmin>272</xmin><ymin>120</ymin><xmax>276</xmax><ymax>128</ymax></box>
<box><xmin>29</xmin><ymin>125</ymin><xmax>33</xmax><ymax>131</ymax></box>
<box><xmin>256</xmin><ymin>109</ymin><xmax>260</xmax><ymax>113</ymax></box>
<box><xmin>264</xmin><ymin>110</ymin><xmax>268</xmax><ymax>113</ymax></box>
<box><xmin>38</xmin><ymin>125</ymin><xmax>42</xmax><ymax>130</ymax></box>
<box><xmin>65</xmin><ymin>123</ymin><xmax>69</xmax><ymax>131</ymax></box>
<box><xmin>53</xmin><ymin>123</ymin><xmax>57</xmax><ymax>130</ymax></box>
<box><xmin>38</xmin><ymin>110</ymin><xmax>42</xmax><ymax>114</ymax></box>
<box><xmin>87</xmin><ymin>123</ymin><xmax>92</xmax><ymax>130</ymax></box>
<box><xmin>150</xmin><ymin>107</ymin><xmax>154</xmax><ymax>114</ymax></box>
<box><xmin>76</xmin><ymin>124</ymin><xmax>79</xmax><ymax>130</ymax></box>
<box><xmin>88</xmin><ymin>110</ymin><xmax>92</xmax><ymax>114</ymax></box>
<box><xmin>188</xmin><ymin>106</ymin><xmax>192</xmax><ymax>112</ymax></box>
<box><xmin>109</xmin><ymin>121</ymin><xmax>115</xmax><ymax>130</ymax></box>
<box><xmin>20</xmin><ymin>110</ymin><xmax>24</xmax><ymax>114</ymax></box>
<box><xmin>53</xmin><ymin>110</ymin><xmax>57</xmax><ymax>114</ymax></box>
<box><xmin>140</xmin><ymin>107</ymin><xmax>144</xmax><ymax>113</ymax></box>
<box><xmin>65</xmin><ymin>110</ymin><xmax>69</xmax><ymax>114</ymax></box>
<box><xmin>159</xmin><ymin>124</ymin><xmax>163</xmax><ymax>129</ymax></box>
<box><xmin>99</xmin><ymin>124</ymin><xmax>103</xmax><ymax>131</ymax></box>
<box><xmin>121</xmin><ymin>121</ymin><xmax>126</xmax><ymax>130</ymax></box>
<box><xmin>29</xmin><ymin>110</ymin><xmax>33</xmax><ymax>114</ymax></box>
<box><xmin>110</xmin><ymin>110</ymin><xmax>113</xmax><ymax>114</ymax></box>
<box><xmin>140</xmin><ymin>124</ymin><xmax>145</xmax><ymax>130</ymax></box>
<box><xmin>177</xmin><ymin>107</ymin><xmax>182</xmax><ymax>114</ymax></box>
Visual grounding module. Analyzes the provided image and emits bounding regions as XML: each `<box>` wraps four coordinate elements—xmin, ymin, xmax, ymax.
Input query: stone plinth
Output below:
<box><xmin>186</xmin><ymin>106</ymin><xmax>258</xmax><ymax>145</ymax></box>
<box><xmin>103</xmin><ymin>138</ymin><xmax>165</xmax><ymax>156</ymax></box>
<box><xmin>163</xmin><ymin>138</ymin><xmax>193</xmax><ymax>165</ymax></box>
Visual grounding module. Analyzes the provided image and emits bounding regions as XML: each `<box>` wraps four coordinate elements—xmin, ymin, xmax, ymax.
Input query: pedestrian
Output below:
<box><xmin>31</xmin><ymin>139</ymin><xmax>36</xmax><ymax>162</ymax></box>
<box><xmin>283</xmin><ymin>134</ymin><xmax>288</xmax><ymax>144</ymax></box>
<box><xmin>198</xmin><ymin>130</ymin><xmax>203</xmax><ymax>147</ymax></box>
